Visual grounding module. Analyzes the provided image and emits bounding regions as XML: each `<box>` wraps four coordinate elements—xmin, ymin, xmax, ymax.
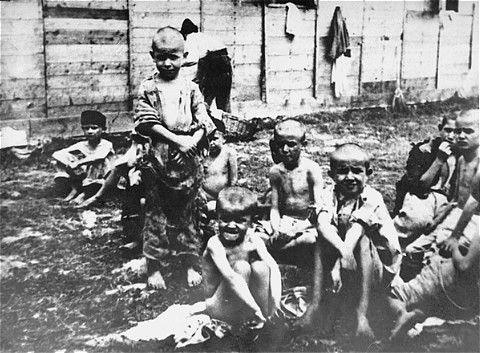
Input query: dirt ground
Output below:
<box><xmin>1</xmin><ymin>97</ymin><xmax>479</xmax><ymax>352</ymax></box>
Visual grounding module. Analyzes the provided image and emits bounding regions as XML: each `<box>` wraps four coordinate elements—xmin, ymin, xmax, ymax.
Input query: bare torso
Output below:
<box><xmin>203</xmin><ymin>147</ymin><xmax>233</xmax><ymax>200</ymax></box>
<box><xmin>455</xmin><ymin>155</ymin><xmax>479</xmax><ymax>208</ymax></box>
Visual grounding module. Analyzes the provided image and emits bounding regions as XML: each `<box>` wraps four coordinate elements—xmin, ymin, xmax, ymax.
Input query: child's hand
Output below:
<box><xmin>175</xmin><ymin>135</ymin><xmax>198</xmax><ymax>158</ymax></box>
<box><xmin>331</xmin><ymin>265</ymin><xmax>342</xmax><ymax>294</ymax></box>
<box><xmin>437</xmin><ymin>141</ymin><xmax>452</xmax><ymax>161</ymax></box>
<box><xmin>268</xmin><ymin>232</ymin><xmax>293</xmax><ymax>249</ymax></box>
<box><xmin>439</xmin><ymin>236</ymin><xmax>458</xmax><ymax>257</ymax></box>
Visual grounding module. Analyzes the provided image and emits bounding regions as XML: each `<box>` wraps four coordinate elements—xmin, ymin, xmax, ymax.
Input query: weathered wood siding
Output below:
<box><xmin>1</xmin><ymin>0</ymin><xmax>46</xmax><ymax>133</ymax></box>
<box><xmin>0</xmin><ymin>0</ymin><xmax>478</xmax><ymax>139</ymax></box>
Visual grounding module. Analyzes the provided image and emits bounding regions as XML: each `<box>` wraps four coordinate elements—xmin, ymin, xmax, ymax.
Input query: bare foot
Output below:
<box><xmin>75</xmin><ymin>196</ymin><xmax>99</xmax><ymax>209</ymax></box>
<box><xmin>147</xmin><ymin>270</ymin><xmax>166</xmax><ymax>290</ymax></box>
<box><xmin>389</xmin><ymin>310</ymin><xmax>423</xmax><ymax>341</ymax></box>
<box><xmin>356</xmin><ymin>315</ymin><xmax>375</xmax><ymax>340</ymax></box>
<box><xmin>71</xmin><ymin>192</ymin><xmax>85</xmax><ymax>205</ymax></box>
<box><xmin>187</xmin><ymin>268</ymin><xmax>202</xmax><ymax>287</ymax></box>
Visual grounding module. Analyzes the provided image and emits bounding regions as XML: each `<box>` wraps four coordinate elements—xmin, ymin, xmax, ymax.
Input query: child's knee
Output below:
<box><xmin>250</xmin><ymin>260</ymin><xmax>269</xmax><ymax>279</ymax></box>
<box><xmin>232</xmin><ymin>260</ymin><xmax>251</xmax><ymax>277</ymax></box>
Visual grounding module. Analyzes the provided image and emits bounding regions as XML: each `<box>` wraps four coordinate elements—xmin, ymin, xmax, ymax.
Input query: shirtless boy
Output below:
<box><xmin>405</xmin><ymin>110</ymin><xmax>479</xmax><ymax>264</ymax></box>
<box><xmin>191</xmin><ymin>187</ymin><xmax>281</xmax><ymax>327</ymax></box>
<box><xmin>202</xmin><ymin>123</ymin><xmax>238</xmax><ymax>213</ymax></box>
<box><xmin>312</xmin><ymin>144</ymin><xmax>401</xmax><ymax>339</ymax></box>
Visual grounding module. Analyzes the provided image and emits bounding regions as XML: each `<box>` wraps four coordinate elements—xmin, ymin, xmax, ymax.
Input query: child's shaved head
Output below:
<box><xmin>274</xmin><ymin>119</ymin><xmax>306</xmax><ymax>143</ymax></box>
<box><xmin>217</xmin><ymin>187</ymin><xmax>258</xmax><ymax>216</ymax></box>
<box><xmin>151</xmin><ymin>26</ymin><xmax>185</xmax><ymax>52</ymax></box>
<box><xmin>330</xmin><ymin>143</ymin><xmax>371</xmax><ymax>171</ymax></box>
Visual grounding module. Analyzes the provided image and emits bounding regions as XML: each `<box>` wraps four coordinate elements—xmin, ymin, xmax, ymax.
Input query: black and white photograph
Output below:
<box><xmin>0</xmin><ymin>0</ymin><xmax>479</xmax><ymax>351</ymax></box>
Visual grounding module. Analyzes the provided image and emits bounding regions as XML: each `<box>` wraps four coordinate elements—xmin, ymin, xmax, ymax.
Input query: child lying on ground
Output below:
<box><xmin>388</xmin><ymin>170</ymin><xmax>480</xmax><ymax>340</ymax></box>
<box><xmin>394</xmin><ymin>116</ymin><xmax>456</xmax><ymax>244</ymax></box>
<box><xmin>52</xmin><ymin>110</ymin><xmax>114</xmax><ymax>204</ymax></box>
<box><xmin>190</xmin><ymin>186</ymin><xmax>281</xmax><ymax>328</ymax></box>
<box><xmin>134</xmin><ymin>26</ymin><xmax>215</xmax><ymax>289</ymax></box>
<box><xmin>403</xmin><ymin>110</ymin><xmax>479</xmax><ymax>275</ymax></box>
<box><xmin>256</xmin><ymin>119</ymin><xmax>325</xmax><ymax>328</ymax></box>
<box><xmin>77</xmin><ymin>133</ymin><xmax>149</xmax><ymax>252</ymax></box>
<box><xmin>313</xmin><ymin>143</ymin><xmax>401</xmax><ymax>340</ymax></box>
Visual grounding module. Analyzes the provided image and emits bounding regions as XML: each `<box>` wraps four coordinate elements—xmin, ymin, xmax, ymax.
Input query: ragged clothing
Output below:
<box><xmin>134</xmin><ymin>73</ymin><xmax>215</xmax><ymax>262</ymax></box>
<box><xmin>319</xmin><ymin>184</ymin><xmax>402</xmax><ymax>278</ymax></box>
<box><xmin>52</xmin><ymin>139</ymin><xmax>114</xmax><ymax>187</ymax></box>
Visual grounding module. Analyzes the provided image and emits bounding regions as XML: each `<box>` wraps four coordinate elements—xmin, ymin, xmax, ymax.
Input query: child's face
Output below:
<box><xmin>82</xmin><ymin>124</ymin><xmax>103</xmax><ymax>143</ymax></box>
<box><xmin>274</xmin><ymin>133</ymin><xmax>303</xmax><ymax>166</ymax></box>
<box><xmin>455</xmin><ymin>115</ymin><xmax>479</xmax><ymax>152</ymax></box>
<box><xmin>331</xmin><ymin>161</ymin><xmax>368</xmax><ymax>198</ymax></box>
<box><xmin>218</xmin><ymin>208</ymin><xmax>251</xmax><ymax>244</ymax></box>
<box><xmin>210</xmin><ymin>131</ymin><xmax>225</xmax><ymax>154</ymax></box>
<box><xmin>150</xmin><ymin>46</ymin><xmax>185</xmax><ymax>80</ymax></box>
<box><xmin>439</xmin><ymin>119</ymin><xmax>456</xmax><ymax>143</ymax></box>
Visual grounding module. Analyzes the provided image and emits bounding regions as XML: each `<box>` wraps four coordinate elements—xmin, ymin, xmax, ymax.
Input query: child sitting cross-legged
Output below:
<box><xmin>313</xmin><ymin>143</ymin><xmax>402</xmax><ymax>340</ymax></box>
<box><xmin>52</xmin><ymin>110</ymin><xmax>114</xmax><ymax>204</ymax></box>
<box><xmin>189</xmin><ymin>186</ymin><xmax>281</xmax><ymax>329</ymax></box>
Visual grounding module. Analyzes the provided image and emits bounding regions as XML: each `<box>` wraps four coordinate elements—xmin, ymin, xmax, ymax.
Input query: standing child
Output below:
<box><xmin>257</xmin><ymin>119</ymin><xmax>325</xmax><ymax>328</ymax></box>
<box><xmin>134</xmin><ymin>27</ymin><xmax>216</xmax><ymax>289</ymax></box>
<box><xmin>191</xmin><ymin>186</ymin><xmax>281</xmax><ymax>328</ymax></box>
<box><xmin>313</xmin><ymin>143</ymin><xmax>401</xmax><ymax>340</ymax></box>
<box><xmin>52</xmin><ymin>110</ymin><xmax>114</xmax><ymax>204</ymax></box>
<box><xmin>202</xmin><ymin>119</ymin><xmax>238</xmax><ymax>214</ymax></box>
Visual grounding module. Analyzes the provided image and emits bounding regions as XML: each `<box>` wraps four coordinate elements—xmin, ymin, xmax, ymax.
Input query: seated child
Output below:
<box><xmin>134</xmin><ymin>26</ymin><xmax>216</xmax><ymax>289</ymax></box>
<box><xmin>313</xmin><ymin>143</ymin><xmax>401</xmax><ymax>339</ymax></box>
<box><xmin>202</xmin><ymin>119</ymin><xmax>238</xmax><ymax>214</ymax></box>
<box><xmin>52</xmin><ymin>110</ymin><xmax>114</xmax><ymax>204</ymax></box>
<box><xmin>78</xmin><ymin>132</ymin><xmax>150</xmax><ymax>252</ymax></box>
<box><xmin>393</xmin><ymin>116</ymin><xmax>456</xmax><ymax>241</ymax></box>
<box><xmin>403</xmin><ymin>110</ymin><xmax>479</xmax><ymax>272</ymax></box>
<box><xmin>388</xmin><ymin>173</ymin><xmax>480</xmax><ymax>340</ymax></box>
<box><xmin>190</xmin><ymin>186</ymin><xmax>281</xmax><ymax>327</ymax></box>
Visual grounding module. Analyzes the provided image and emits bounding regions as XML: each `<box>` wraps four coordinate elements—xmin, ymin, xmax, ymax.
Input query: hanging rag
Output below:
<box><xmin>285</xmin><ymin>2</ymin><xmax>301</xmax><ymax>37</ymax></box>
<box><xmin>328</xmin><ymin>6</ymin><xmax>351</xmax><ymax>98</ymax></box>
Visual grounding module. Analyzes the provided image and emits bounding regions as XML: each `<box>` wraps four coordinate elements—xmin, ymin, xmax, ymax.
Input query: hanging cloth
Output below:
<box><xmin>328</xmin><ymin>6</ymin><xmax>351</xmax><ymax>98</ymax></box>
<box><xmin>285</xmin><ymin>2</ymin><xmax>301</xmax><ymax>37</ymax></box>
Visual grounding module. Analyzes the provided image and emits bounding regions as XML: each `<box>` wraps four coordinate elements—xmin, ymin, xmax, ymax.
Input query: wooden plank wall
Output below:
<box><xmin>1</xmin><ymin>0</ymin><xmax>478</xmax><ymax>138</ymax></box>
<box><xmin>1</xmin><ymin>0</ymin><xmax>46</xmax><ymax>133</ymax></box>
<box><xmin>42</xmin><ymin>0</ymin><xmax>130</xmax><ymax>136</ymax></box>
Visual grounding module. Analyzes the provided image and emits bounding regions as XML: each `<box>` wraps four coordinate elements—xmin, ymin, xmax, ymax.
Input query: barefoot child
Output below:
<box><xmin>202</xmin><ymin>120</ymin><xmax>238</xmax><ymax>214</ymax></box>
<box><xmin>192</xmin><ymin>186</ymin><xmax>281</xmax><ymax>327</ymax></box>
<box><xmin>52</xmin><ymin>110</ymin><xmax>114</xmax><ymax>204</ymax></box>
<box><xmin>133</xmin><ymin>27</ymin><xmax>215</xmax><ymax>289</ymax></box>
<box><xmin>257</xmin><ymin>119</ymin><xmax>325</xmax><ymax>327</ymax></box>
<box><xmin>313</xmin><ymin>143</ymin><xmax>401</xmax><ymax>339</ymax></box>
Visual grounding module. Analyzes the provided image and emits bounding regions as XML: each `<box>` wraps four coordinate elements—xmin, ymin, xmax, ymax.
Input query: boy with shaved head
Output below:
<box><xmin>312</xmin><ymin>143</ymin><xmax>401</xmax><ymax>340</ymax></box>
<box><xmin>134</xmin><ymin>26</ymin><xmax>215</xmax><ymax>290</ymax></box>
<box><xmin>257</xmin><ymin>119</ymin><xmax>325</xmax><ymax>327</ymax></box>
<box><xmin>192</xmin><ymin>186</ymin><xmax>281</xmax><ymax>328</ymax></box>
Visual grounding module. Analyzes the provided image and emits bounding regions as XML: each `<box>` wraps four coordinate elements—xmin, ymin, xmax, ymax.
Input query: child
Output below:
<box><xmin>256</xmin><ymin>119</ymin><xmax>325</xmax><ymax>327</ymax></box>
<box><xmin>404</xmin><ymin>110</ymin><xmax>479</xmax><ymax>270</ymax></box>
<box><xmin>388</xmin><ymin>172</ymin><xmax>480</xmax><ymax>340</ymax></box>
<box><xmin>77</xmin><ymin>132</ymin><xmax>149</xmax><ymax>252</ymax></box>
<box><xmin>312</xmin><ymin>143</ymin><xmax>401</xmax><ymax>339</ymax></box>
<box><xmin>202</xmin><ymin>120</ymin><xmax>238</xmax><ymax>214</ymax></box>
<box><xmin>393</xmin><ymin>116</ymin><xmax>456</xmax><ymax>241</ymax></box>
<box><xmin>134</xmin><ymin>27</ymin><xmax>216</xmax><ymax>289</ymax></box>
<box><xmin>192</xmin><ymin>186</ymin><xmax>281</xmax><ymax>327</ymax></box>
<box><xmin>52</xmin><ymin>110</ymin><xmax>114</xmax><ymax>204</ymax></box>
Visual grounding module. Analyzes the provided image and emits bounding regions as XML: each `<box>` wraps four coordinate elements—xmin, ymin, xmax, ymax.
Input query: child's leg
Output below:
<box><xmin>354</xmin><ymin>235</ymin><xmax>375</xmax><ymax>339</ymax></box>
<box><xmin>249</xmin><ymin>260</ymin><xmax>271</xmax><ymax>318</ymax></box>
<box><xmin>387</xmin><ymin>296</ymin><xmax>425</xmax><ymax>340</ymax></box>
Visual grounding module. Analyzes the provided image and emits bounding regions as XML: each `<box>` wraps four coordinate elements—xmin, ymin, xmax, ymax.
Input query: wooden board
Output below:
<box><xmin>1</xmin><ymin>55</ymin><xmax>45</xmax><ymax>80</ymax></box>
<box><xmin>46</xmin><ymin>44</ymin><xmax>128</xmax><ymax>63</ymax></box>
<box><xmin>47</xmin><ymin>85</ymin><xmax>129</xmax><ymax>107</ymax></box>
<box><xmin>0</xmin><ymin>79</ymin><xmax>46</xmax><ymax>101</ymax></box>
<box><xmin>46</xmin><ymin>61</ymin><xmax>129</xmax><ymax>76</ymax></box>
<box><xmin>45</xmin><ymin>29</ymin><xmax>128</xmax><ymax>45</ymax></box>
<box><xmin>45</xmin><ymin>0</ymin><xmax>128</xmax><ymax>10</ymax></box>
<box><xmin>0</xmin><ymin>99</ymin><xmax>46</xmax><ymax>120</ymax></box>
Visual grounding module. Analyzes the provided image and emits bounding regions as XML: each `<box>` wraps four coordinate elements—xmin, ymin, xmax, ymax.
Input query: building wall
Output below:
<box><xmin>0</xmin><ymin>0</ymin><xmax>478</xmax><ymax>138</ymax></box>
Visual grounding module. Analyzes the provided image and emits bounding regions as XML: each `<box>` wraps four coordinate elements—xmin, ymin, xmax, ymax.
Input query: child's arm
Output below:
<box><xmin>419</xmin><ymin>141</ymin><xmax>452</xmax><ymax>189</ymax></box>
<box><xmin>252</xmin><ymin>236</ymin><xmax>282</xmax><ymax>313</ymax></box>
<box><xmin>269</xmin><ymin>169</ymin><xmax>282</xmax><ymax>236</ymax></box>
<box><xmin>316</xmin><ymin>211</ymin><xmax>349</xmax><ymax>259</ymax></box>
<box><xmin>137</xmin><ymin>123</ymin><xmax>199</xmax><ymax>157</ymax></box>
<box><xmin>207</xmin><ymin>238</ymin><xmax>266</xmax><ymax>320</ymax></box>
<box><xmin>76</xmin><ymin>165</ymin><xmax>123</xmax><ymax>208</ymax></box>
<box><xmin>227</xmin><ymin>148</ymin><xmax>238</xmax><ymax>186</ymax></box>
